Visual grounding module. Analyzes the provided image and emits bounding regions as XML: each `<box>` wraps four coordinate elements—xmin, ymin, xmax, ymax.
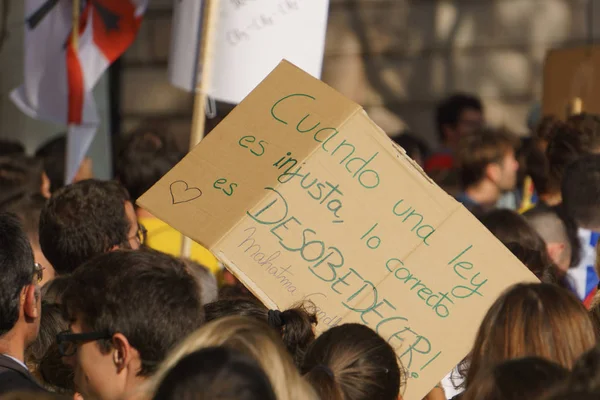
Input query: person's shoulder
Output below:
<box><xmin>0</xmin><ymin>357</ymin><xmax>45</xmax><ymax>394</ymax></box>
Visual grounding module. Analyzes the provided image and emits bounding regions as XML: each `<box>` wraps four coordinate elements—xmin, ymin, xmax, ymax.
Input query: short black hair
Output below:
<box><xmin>391</xmin><ymin>132</ymin><xmax>430</xmax><ymax>161</ymax></box>
<box><xmin>457</xmin><ymin>128</ymin><xmax>517</xmax><ymax>189</ymax></box>
<box><xmin>115</xmin><ymin>128</ymin><xmax>183</xmax><ymax>201</ymax></box>
<box><xmin>39</xmin><ymin>179</ymin><xmax>132</xmax><ymax>275</ymax></box>
<box><xmin>153</xmin><ymin>347</ymin><xmax>276</xmax><ymax>400</ymax></box>
<box><xmin>35</xmin><ymin>134</ymin><xmax>67</xmax><ymax>193</ymax></box>
<box><xmin>523</xmin><ymin>138</ymin><xmax>553</xmax><ymax>196</ymax></box>
<box><xmin>2</xmin><ymin>192</ymin><xmax>47</xmax><ymax>241</ymax></box>
<box><xmin>0</xmin><ymin>139</ymin><xmax>25</xmax><ymax>156</ymax></box>
<box><xmin>62</xmin><ymin>250</ymin><xmax>204</xmax><ymax>376</ymax></box>
<box><xmin>436</xmin><ymin>93</ymin><xmax>483</xmax><ymax>142</ymax></box>
<box><xmin>546</xmin><ymin>114</ymin><xmax>600</xmax><ymax>194</ymax></box>
<box><xmin>0</xmin><ymin>155</ymin><xmax>45</xmax><ymax>207</ymax></box>
<box><xmin>562</xmin><ymin>155</ymin><xmax>600</xmax><ymax>230</ymax></box>
<box><xmin>0</xmin><ymin>212</ymin><xmax>35</xmax><ymax>335</ymax></box>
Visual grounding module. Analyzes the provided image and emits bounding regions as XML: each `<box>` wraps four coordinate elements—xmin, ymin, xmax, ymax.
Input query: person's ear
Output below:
<box><xmin>111</xmin><ymin>333</ymin><xmax>137</xmax><ymax>373</ymax></box>
<box><xmin>485</xmin><ymin>162</ymin><xmax>501</xmax><ymax>183</ymax></box>
<box><xmin>547</xmin><ymin>242</ymin><xmax>566</xmax><ymax>265</ymax></box>
<box><xmin>23</xmin><ymin>285</ymin><xmax>39</xmax><ymax>320</ymax></box>
<box><xmin>41</xmin><ymin>172</ymin><xmax>52</xmax><ymax>199</ymax></box>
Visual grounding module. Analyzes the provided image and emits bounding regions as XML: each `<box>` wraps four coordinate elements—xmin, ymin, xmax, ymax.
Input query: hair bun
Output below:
<box><xmin>267</xmin><ymin>309</ymin><xmax>284</xmax><ymax>327</ymax></box>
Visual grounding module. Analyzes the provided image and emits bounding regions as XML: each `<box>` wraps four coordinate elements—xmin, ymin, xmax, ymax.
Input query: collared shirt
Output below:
<box><xmin>455</xmin><ymin>192</ymin><xmax>485</xmax><ymax>217</ymax></box>
<box><xmin>0</xmin><ymin>354</ymin><xmax>27</xmax><ymax>371</ymax></box>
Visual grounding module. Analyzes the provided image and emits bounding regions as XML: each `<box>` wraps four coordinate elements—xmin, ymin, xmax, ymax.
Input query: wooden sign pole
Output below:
<box><xmin>181</xmin><ymin>0</ymin><xmax>221</xmax><ymax>258</ymax></box>
<box><xmin>72</xmin><ymin>0</ymin><xmax>80</xmax><ymax>48</ymax></box>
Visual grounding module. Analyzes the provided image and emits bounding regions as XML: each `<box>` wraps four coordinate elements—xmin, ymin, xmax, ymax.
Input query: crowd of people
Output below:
<box><xmin>1</xmin><ymin>97</ymin><xmax>600</xmax><ymax>400</ymax></box>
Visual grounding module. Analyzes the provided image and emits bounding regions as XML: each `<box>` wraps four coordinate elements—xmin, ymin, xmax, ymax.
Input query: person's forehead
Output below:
<box><xmin>460</xmin><ymin>108</ymin><xmax>483</xmax><ymax>120</ymax></box>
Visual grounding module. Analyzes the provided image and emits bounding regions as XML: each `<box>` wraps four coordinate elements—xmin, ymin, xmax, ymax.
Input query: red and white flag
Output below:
<box><xmin>11</xmin><ymin>0</ymin><xmax>147</xmax><ymax>183</ymax></box>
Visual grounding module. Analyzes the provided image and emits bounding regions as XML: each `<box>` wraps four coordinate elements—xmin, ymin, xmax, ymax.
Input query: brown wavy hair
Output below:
<box><xmin>462</xmin><ymin>283</ymin><xmax>596</xmax><ymax>389</ymax></box>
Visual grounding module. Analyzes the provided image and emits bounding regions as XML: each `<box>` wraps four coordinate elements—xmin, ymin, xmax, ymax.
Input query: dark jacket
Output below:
<box><xmin>0</xmin><ymin>354</ymin><xmax>46</xmax><ymax>395</ymax></box>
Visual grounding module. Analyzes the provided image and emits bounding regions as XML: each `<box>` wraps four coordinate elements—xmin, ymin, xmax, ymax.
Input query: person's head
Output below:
<box><xmin>35</xmin><ymin>134</ymin><xmax>93</xmax><ymax>193</ymax></box>
<box><xmin>2</xmin><ymin>192</ymin><xmax>55</xmax><ymax>286</ymax></box>
<box><xmin>26</xmin><ymin>302</ymin><xmax>75</xmax><ymax>395</ymax></box>
<box><xmin>0</xmin><ymin>139</ymin><xmax>25</xmax><ymax>156</ymax></box>
<box><xmin>0</xmin><ymin>212</ymin><xmax>42</xmax><ymax>348</ymax></box>
<box><xmin>457</xmin><ymin>129</ymin><xmax>519</xmax><ymax>193</ymax></box>
<box><xmin>562</xmin><ymin>155</ymin><xmax>600</xmax><ymax>230</ymax></box>
<box><xmin>524</xmin><ymin>205</ymin><xmax>573</xmax><ymax>274</ymax></box>
<box><xmin>204</xmin><ymin>299</ymin><xmax>317</xmax><ymax>367</ymax></box>
<box><xmin>391</xmin><ymin>132</ymin><xmax>430</xmax><ymax>167</ymax></box>
<box><xmin>301</xmin><ymin>323</ymin><xmax>403</xmax><ymax>400</ymax></box>
<box><xmin>41</xmin><ymin>275</ymin><xmax>71</xmax><ymax>305</ymax></box>
<box><xmin>524</xmin><ymin>136</ymin><xmax>554</xmax><ymax>198</ymax></box>
<box><xmin>436</xmin><ymin>93</ymin><xmax>484</xmax><ymax>148</ymax></box>
<box><xmin>564</xmin><ymin>345</ymin><xmax>600</xmax><ymax>394</ymax></box>
<box><xmin>0</xmin><ymin>154</ymin><xmax>51</xmax><ymax>204</ymax></box>
<box><xmin>153</xmin><ymin>347</ymin><xmax>277</xmax><ymax>400</ymax></box>
<box><xmin>59</xmin><ymin>250</ymin><xmax>204</xmax><ymax>400</ymax></box>
<box><xmin>183</xmin><ymin>259</ymin><xmax>218</xmax><ymax>305</ymax></box>
<box><xmin>480</xmin><ymin>209</ymin><xmax>555</xmax><ymax>280</ymax></box>
<box><xmin>464</xmin><ymin>283</ymin><xmax>596</xmax><ymax>388</ymax></box>
<box><xmin>461</xmin><ymin>357</ymin><xmax>568</xmax><ymax>400</ymax></box>
<box><xmin>39</xmin><ymin>179</ymin><xmax>141</xmax><ymax>275</ymax></box>
<box><xmin>147</xmin><ymin>316</ymin><xmax>319</xmax><ymax>400</ymax></box>
<box><xmin>545</xmin><ymin>115</ymin><xmax>600</xmax><ymax>198</ymax></box>
<box><xmin>567</xmin><ymin>113</ymin><xmax>600</xmax><ymax>152</ymax></box>
<box><xmin>115</xmin><ymin>128</ymin><xmax>183</xmax><ymax>202</ymax></box>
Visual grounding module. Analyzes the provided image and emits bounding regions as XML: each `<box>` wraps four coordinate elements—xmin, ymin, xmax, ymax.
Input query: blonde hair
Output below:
<box><xmin>145</xmin><ymin>316</ymin><xmax>318</xmax><ymax>400</ymax></box>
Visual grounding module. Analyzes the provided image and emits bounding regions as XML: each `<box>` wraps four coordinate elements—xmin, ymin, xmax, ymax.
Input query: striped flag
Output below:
<box><xmin>568</xmin><ymin>228</ymin><xmax>600</xmax><ymax>302</ymax></box>
<box><xmin>11</xmin><ymin>0</ymin><xmax>147</xmax><ymax>183</ymax></box>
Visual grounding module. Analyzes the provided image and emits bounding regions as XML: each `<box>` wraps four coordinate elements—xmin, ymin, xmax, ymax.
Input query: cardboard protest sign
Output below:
<box><xmin>543</xmin><ymin>46</ymin><xmax>600</xmax><ymax>118</ymax></box>
<box><xmin>168</xmin><ymin>0</ymin><xmax>329</xmax><ymax>100</ymax></box>
<box><xmin>138</xmin><ymin>60</ymin><xmax>538</xmax><ymax>400</ymax></box>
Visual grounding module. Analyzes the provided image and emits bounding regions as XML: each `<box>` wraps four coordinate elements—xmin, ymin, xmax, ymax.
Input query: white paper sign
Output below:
<box><xmin>168</xmin><ymin>0</ymin><xmax>204</xmax><ymax>92</ymax></box>
<box><xmin>168</xmin><ymin>0</ymin><xmax>329</xmax><ymax>102</ymax></box>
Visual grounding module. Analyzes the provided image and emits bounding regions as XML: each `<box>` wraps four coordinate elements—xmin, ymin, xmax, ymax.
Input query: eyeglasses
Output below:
<box><xmin>56</xmin><ymin>330</ymin><xmax>113</xmax><ymax>357</ymax></box>
<box><xmin>33</xmin><ymin>263</ymin><xmax>44</xmax><ymax>284</ymax></box>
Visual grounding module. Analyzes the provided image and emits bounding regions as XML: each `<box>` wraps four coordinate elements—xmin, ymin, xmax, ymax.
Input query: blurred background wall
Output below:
<box><xmin>2</xmin><ymin>0</ymin><xmax>599</xmax><ymax>155</ymax></box>
<box><xmin>0</xmin><ymin>0</ymin><xmax>113</xmax><ymax>178</ymax></box>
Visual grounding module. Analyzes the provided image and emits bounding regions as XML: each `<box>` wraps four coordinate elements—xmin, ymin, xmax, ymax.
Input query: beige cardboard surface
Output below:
<box><xmin>543</xmin><ymin>46</ymin><xmax>600</xmax><ymax>118</ymax></box>
<box><xmin>138</xmin><ymin>60</ymin><xmax>538</xmax><ymax>400</ymax></box>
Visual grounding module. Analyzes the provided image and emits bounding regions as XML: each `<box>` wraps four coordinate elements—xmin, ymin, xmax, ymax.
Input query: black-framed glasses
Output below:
<box><xmin>33</xmin><ymin>263</ymin><xmax>44</xmax><ymax>284</ymax></box>
<box><xmin>56</xmin><ymin>330</ymin><xmax>112</xmax><ymax>357</ymax></box>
